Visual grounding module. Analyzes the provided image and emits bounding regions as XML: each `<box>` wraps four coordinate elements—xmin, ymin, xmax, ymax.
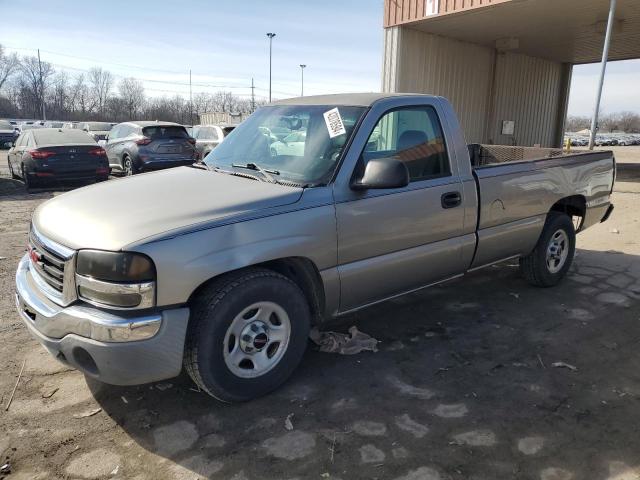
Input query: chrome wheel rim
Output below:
<box><xmin>223</xmin><ymin>301</ymin><xmax>291</xmax><ymax>378</ymax></box>
<box><xmin>546</xmin><ymin>229</ymin><xmax>569</xmax><ymax>273</ymax></box>
<box><xmin>124</xmin><ymin>158</ymin><xmax>133</xmax><ymax>176</ymax></box>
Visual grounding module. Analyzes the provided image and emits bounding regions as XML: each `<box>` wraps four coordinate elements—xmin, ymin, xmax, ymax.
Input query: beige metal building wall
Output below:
<box><xmin>383</xmin><ymin>27</ymin><xmax>494</xmax><ymax>143</ymax></box>
<box><xmin>489</xmin><ymin>52</ymin><xmax>572</xmax><ymax>147</ymax></box>
<box><xmin>382</xmin><ymin>26</ymin><xmax>572</xmax><ymax>147</ymax></box>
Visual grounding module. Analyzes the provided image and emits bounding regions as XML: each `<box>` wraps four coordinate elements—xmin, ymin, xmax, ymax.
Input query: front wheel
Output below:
<box><xmin>8</xmin><ymin>159</ymin><xmax>18</xmax><ymax>179</ymax></box>
<box><xmin>183</xmin><ymin>268</ymin><xmax>311</xmax><ymax>402</ymax></box>
<box><xmin>519</xmin><ymin>212</ymin><xmax>575</xmax><ymax>287</ymax></box>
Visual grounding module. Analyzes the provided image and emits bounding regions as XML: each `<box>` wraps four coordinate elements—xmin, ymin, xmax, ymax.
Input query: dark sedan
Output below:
<box><xmin>7</xmin><ymin>128</ymin><xmax>109</xmax><ymax>190</ymax></box>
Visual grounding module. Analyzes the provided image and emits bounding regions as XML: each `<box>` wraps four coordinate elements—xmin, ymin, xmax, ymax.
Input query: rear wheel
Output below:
<box><xmin>519</xmin><ymin>212</ymin><xmax>575</xmax><ymax>287</ymax></box>
<box><xmin>21</xmin><ymin>165</ymin><xmax>35</xmax><ymax>191</ymax></box>
<box><xmin>123</xmin><ymin>155</ymin><xmax>135</xmax><ymax>176</ymax></box>
<box><xmin>184</xmin><ymin>268</ymin><xmax>311</xmax><ymax>402</ymax></box>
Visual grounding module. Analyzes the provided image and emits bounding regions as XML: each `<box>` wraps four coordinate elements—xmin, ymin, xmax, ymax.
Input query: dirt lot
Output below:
<box><xmin>0</xmin><ymin>150</ymin><xmax>639</xmax><ymax>480</ymax></box>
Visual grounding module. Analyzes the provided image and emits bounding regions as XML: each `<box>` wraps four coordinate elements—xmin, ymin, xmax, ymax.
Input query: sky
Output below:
<box><xmin>0</xmin><ymin>0</ymin><xmax>638</xmax><ymax>116</ymax></box>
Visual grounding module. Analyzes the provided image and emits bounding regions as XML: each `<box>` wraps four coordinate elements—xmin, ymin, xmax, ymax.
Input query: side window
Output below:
<box><xmin>120</xmin><ymin>125</ymin><xmax>133</xmax><ymax>138</ymax></box>
<box><xmin>14</xmin><ymin>134</ymin><xmax>26</xmax><ymax>147</ymax></box>
<box><xmin>362</xmin><ymin>106</ymin><xmax>450</xmax><ymax>182</ymax></box>
<box><xmin>109</xmin><ymin>126</ymin><xmax>121</xmax><ymax>140</ymax></box>
<box><xmin>26</xmin><ymin>133</ymin><xmax>35</xmax><ymax>148</ymax></box>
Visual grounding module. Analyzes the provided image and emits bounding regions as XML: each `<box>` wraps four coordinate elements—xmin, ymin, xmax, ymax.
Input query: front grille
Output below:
<box><xmin>29</xmin><ymin>232</ymin><xmax>66</xmax><ymax>292</ymax></box>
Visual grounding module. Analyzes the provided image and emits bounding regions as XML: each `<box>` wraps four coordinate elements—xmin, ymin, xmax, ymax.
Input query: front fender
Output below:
<box><xmin>134</xmin><ymin>204</ymin><xmax>338</xmax><ymax>306</ymax></box>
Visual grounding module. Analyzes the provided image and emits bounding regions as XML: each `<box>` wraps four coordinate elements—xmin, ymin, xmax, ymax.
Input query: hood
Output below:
<box><xmin>34</xmin><ymin>167</ymin><xmax>303</xmax><ymax>251</ymax></box>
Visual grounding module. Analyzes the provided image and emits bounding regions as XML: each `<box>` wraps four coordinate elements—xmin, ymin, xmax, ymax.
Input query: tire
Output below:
<box><xmin>519</xmin><ymin>212</ymin><xmax>575</xmax><ymax>287</ymax></box>
<box><xmin>123</xmin><ymin>155</ymin><xmax>135</xmax><ymax>176</ymax></box>
<box><xmin>8</xmin><ymin>159</ymin><xmax>18</xmax><ymax>179</ymax></box>
<box><xmin>21</xmin><ymin>165</ymin><xmax>36</xmax><ymax>191</ymax></box>
<box><xmin>183</xmin><ymin>268</ymin><xmax>311</xmax><ymax>402</ymax></box>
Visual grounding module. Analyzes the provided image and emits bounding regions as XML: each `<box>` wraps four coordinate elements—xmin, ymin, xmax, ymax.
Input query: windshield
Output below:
<box><xmin>86</xmin><ymin>122</ymin><xmax>112</xmax><ymax>131</ymax></box>
<box><xmin>204</xmin><ymin>105</ymin><xmax>365</xmax><ymax>185</ymax></box>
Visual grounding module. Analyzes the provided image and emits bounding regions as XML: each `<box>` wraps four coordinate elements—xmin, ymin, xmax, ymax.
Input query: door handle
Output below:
<box><xmin>441</xmin><ymin>191</ymin><xmax>462</xmax><ymax>209</ymax></box>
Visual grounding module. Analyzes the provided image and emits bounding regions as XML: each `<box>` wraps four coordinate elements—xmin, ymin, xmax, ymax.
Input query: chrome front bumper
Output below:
<box><xmin>15</xmin><ymin>254</ymin><xmax>190</xmax><ymax>385</ymax></box>
<box><xmin>16</xmin><ymin>254</ymin><xmax>161</xmax><ymax>342</ymax></box>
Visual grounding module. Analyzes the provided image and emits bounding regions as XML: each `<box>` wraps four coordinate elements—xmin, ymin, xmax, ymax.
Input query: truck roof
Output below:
<box><xmin>271</xmin><ymin>92</ymin><xmax>436</xmax><ymax>107</ymax></box>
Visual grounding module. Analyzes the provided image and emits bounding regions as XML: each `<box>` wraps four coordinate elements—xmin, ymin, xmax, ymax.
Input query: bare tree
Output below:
<box><xmin>68</xmin><ymin>74</ymin><xmax>94</xmax><ymax>115</ymax></box>
<box><xmin>19</xmin><ymin>56</ymin><xmax>55</xmax><ymax>118</ymax></box>
<box><xmin>599</xmin><ymin>113</ymin><xmax>621</xmax><ymax>133</ymax></box>
<box><xmin>88</xmin><ymin>67</ymin><xmax>113</xmax><ymax>116</ymax></box>
<box><xmin>119</xmin><ymin>77</ymin><xmax>145</xmax><ymax>119</ymax></box>
<box><xmin>616</xmin><ymin>111</ymin><xmax>640</xmax><ymax>133</ymax></box>
<box><xmin>50</xmin><ymin>71</ymin><xmax>69</xmax><ymax>120</ymax></box>
<box><xmin>565</xmin><ymin>115</ymin><xmax>591</xmax><ymax>132</ymax></box>
<box><xmin>0</xmin><ymin>44</ymin><xmax>20</xmax><ymax>92</ymax></box>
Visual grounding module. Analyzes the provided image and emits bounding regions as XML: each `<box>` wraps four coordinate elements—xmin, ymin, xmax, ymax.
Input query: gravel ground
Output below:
<box><xmin>1</xmin><ymin>150</ymin><xmax>640</xmax><ymax>480</ymax></box>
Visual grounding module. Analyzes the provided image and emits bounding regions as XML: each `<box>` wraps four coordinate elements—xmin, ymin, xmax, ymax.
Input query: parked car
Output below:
<box><xmin>269</xmin><ymin>130</ymin><xmax>306</xmax><ymax>157</ymax></box>
<box><xmin>7</xmin><ymin>128</ymin><xmax>109</xmax><ymax>189</ymax></box>
<box><xmin>78</xmin><ymin>122</ymin><xmax>112</xmax><ymax>142</ymax></box>
<box><xmin>191</xmin><ymin>124</ymin><xmax>231</xmax><ymax>159</ymax></box>
<box><xmin>15</xmin><ymin>93</ymin><xmax>615</xmax><ymax>402</ymax></box>
<box><xmin>0</xmin><ymin>119</ymin><xmax>18</xmax><ymax>148</ymax></box>
<box><xmin>44</xmin><ymin>121</ymin><xmax>64</xmax><ymax>128</ymax></box>
<box><xmin>104</xmin><ymin>121</ymin><xmax>197</xmax><ymax>175</ymax></box>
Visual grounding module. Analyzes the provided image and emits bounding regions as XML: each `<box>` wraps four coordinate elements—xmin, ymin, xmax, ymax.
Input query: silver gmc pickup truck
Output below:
<box><xmin>15</xmin><ymin>93</ymin><xmax>615</xmax><ymax>402</ymax></box>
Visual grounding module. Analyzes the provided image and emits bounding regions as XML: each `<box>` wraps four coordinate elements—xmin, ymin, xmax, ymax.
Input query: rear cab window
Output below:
<box><xmin>361</xmin><ymin>105</ymin><xmax>450</xmax><ymax>182</ymax></box>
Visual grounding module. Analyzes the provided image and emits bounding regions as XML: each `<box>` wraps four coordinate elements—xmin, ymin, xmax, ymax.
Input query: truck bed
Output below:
<box><xmin>465</xmin><ymin>143</ymin><xmax>615</xmax><ymax>270</ymax></box>
<box><xmin>467</xmin><ymin>143</ymin><xmax>610</xmax><ymax>168</ymax></box>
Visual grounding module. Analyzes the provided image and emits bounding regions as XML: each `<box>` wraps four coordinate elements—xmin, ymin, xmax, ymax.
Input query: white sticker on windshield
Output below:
<box><xmin>323</xmin><ymin>108</ymin><xmax>347</xmax><ymax>138</ymax></box>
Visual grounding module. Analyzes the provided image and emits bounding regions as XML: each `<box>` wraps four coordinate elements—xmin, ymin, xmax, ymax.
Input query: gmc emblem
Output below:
<box><xmin>28</xmin><ymin>246</ymin><xmax>41</xmax><ymax>264</ymax></box>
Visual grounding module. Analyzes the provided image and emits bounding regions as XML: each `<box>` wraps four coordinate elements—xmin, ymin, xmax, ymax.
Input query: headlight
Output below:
<box><xmin>75</xmin><ymin>251</ymin><xmax>156</xmax><ymax>309</ymax></box>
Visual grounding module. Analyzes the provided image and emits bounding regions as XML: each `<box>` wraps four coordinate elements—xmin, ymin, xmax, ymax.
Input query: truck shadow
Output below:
<box><xmin>88</xmin><ymin>247</ymin><xmax>640</xmax><ymax>480</ymax></box>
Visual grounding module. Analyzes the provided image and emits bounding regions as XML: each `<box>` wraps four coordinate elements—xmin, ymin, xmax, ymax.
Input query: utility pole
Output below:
<box><xmin>299</xmin><ymin>64</ymin><xmax>306</xmax><ymax>97</ymax></box>
<box><xmin>588</xmin><ymin>0</ymin><xmax>617</xmax><ymax>150</ymax></box>
<box><xmin>189</xmin><ymin>69</ymin><xmax>193</xmax><ymax>125</ymax></box>
<box><xmin>251</xmin><ymin>77</ymin><xmax>256</xmax><ymax>112</ymax></box>
<box><xmin>37</xmin><ymin>49</ymin><xmax>46</xmax><ymax>120</ymax></box>
<box><xmin>266</xmin><ymin>33</ymin><xmax>276</xmax><ymax>102</ymax></box>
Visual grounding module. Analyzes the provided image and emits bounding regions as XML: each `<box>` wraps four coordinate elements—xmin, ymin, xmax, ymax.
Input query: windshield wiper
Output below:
<box><xmin>231</xmin><ymin>163</ymin><xmax>280</xmax><ymax>183</ymax></box>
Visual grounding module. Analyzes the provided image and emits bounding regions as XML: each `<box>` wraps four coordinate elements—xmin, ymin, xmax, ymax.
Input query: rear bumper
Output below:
<box><xmin>26</xmin><ymin>170</ymin><xmax>107</xmax><ymax>184</ymax></box>
<box><xmin>581</xmin><ymin>201</ymin><xmax>614</xmax><ymax>230</ymax></box>
<box><xmin>15</xmin><ymin>254</ymin><xmax>190</xmax><ymax>385</ymax></box>
<box><xmin>139</xmin><ymin>158</ymin><xmax>196</xmax><ymax>171</ymax></box>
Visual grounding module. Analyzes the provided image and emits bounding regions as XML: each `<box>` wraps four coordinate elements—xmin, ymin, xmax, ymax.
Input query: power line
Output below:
<box><xmin>5</xmin><ymin>45</ymin><xmax>290</xmax><ymax>91</ymax></box>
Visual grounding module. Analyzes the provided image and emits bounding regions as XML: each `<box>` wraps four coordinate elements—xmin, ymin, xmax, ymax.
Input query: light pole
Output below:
<box><xmin>266</xmin><ymin>33</ymin><xmax>276</xmax><ymax>102</ymax></box>
<box><xmin>588</xmin><ymin>0</ymin><xmax>617</xmax><ymax>150</ymax></box>
<box><xmin>299</xmin><ymin>64</ymin><xmax>306</xmax><ymax>97</ymax></box>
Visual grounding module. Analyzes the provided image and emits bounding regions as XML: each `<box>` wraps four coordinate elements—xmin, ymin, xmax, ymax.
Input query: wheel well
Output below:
<box><xmin>188</xmin><ymin>257</ymin><xmax>326</xmax><ymax>325</ymax></box>
<box><xmin>549</xmin><ymin>195</ymin><xmax>586</xmax><ymax>230</ymax></box>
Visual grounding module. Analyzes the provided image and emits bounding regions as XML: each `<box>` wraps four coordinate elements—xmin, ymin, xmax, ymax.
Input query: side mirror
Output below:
<box><xmin>351</xmin><ymin>157</ymin><xmax>409</xmax><ymax>191</ymax></box>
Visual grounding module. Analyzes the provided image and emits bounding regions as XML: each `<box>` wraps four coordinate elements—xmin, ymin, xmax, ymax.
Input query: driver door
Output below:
<box><xmin>335</xmin><ymin>103</ymin><xmax>471</xmax><ymax>312</ymax></box>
